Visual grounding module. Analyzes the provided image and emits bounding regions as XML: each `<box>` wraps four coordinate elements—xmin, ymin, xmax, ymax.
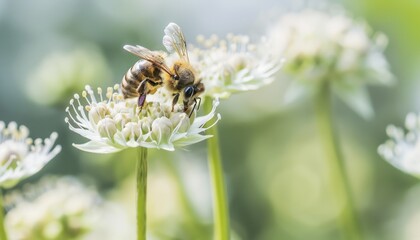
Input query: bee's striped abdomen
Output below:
<box><xmin>121</xmin><ymin>60</ymin><xmax>157</xmax><ymax>99</ymax></box>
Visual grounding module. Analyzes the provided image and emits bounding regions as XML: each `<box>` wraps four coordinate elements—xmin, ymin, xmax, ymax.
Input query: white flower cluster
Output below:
<box><xmin>65</xmin><ymin>85</ymin><xmax>220</xmax><ymax>153</ymax></box>
<box><xmin>5</xmin><ymin>177</ymin><xmax>102</xmax><ymax>240</ymax></box>
<box><xmin>0</xmin><ymin>121</ymin><xmax>61</xmax><ymax>188</ymax></box>
<box><xmin>266</xmin><ymin>9</ymin><xmax>393</xmax><ymax>118</ymax></box>
<box><xmin>378</xmin><ymin>113</ymin><xmax>420</xmax><ymax>177</ymax></box>
<box><xmin>189</xmin><ymin>34</ymin><xmax>281</xmax><ymax>99</ymax></box>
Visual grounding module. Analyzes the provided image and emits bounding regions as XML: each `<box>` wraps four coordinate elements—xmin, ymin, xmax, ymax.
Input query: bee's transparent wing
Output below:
<box><xmin>163</xmin><ymin>23</ymin><xmax>189</xmax><ymax>62</ymax></box>
<box><xmin>123</xmin><ymin>45</ymin><xmax>172</xmax><ymax>75</ymax></box>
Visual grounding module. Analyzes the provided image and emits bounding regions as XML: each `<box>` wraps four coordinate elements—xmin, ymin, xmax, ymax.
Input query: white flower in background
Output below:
<box><xmin>65</xmin><ymin>85</ymin><xmax>220</xmax><ymax>153</ymax></box>
<box><xmin>25</xmin><ymin>45</ymin><xmax>111</xmax><ymax>106</ymax></box>
<box><xmin>5</xmin><ymin>176</ymin><xmax>132</xmax><ymax>240</ymax></box>
<box><xmin>189</xmin><ymin>34</ymin><xmax>281</xmax><ymax>99</ymax></box>
<box><xmin>84</xmin><ymin>201</ymin><xmax>134</xmax><ymax>240</ymax></box>
<box><xmin>266</xmin><ymin>9</ymin><xmax>394</xmax><ymax>118</ymax></box>
<box><xmin>378</xmin><ymin>113</ymin><xmax>420</xmax><ymax>177</ymax></box>
<box><xmin>0</xmin><ymin>121</ymin><xmax>61</xmax><ymax>188</ymax></box>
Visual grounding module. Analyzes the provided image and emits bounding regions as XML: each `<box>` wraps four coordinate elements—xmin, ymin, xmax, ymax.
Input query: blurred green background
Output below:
<box><xmin>1</xmin><ymin>0</ymin><xmax>420</xmax><ymax>239</ymax></box>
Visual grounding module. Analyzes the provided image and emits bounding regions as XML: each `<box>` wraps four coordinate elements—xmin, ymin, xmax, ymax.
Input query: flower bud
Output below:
<box><xmin>170</xmin><ymin>113</ymin><xmax>190</xmax><ymax>133</ymax></box>
<box><xmin>121</xmin><ymin>122</ymin><xmax>141</xmax><ymax>141</ymax></box>
<box><xmin>151</xmin><ymin>117</ymin><xmax>173</xmax><ymax>144</ymax></box>
<box><xmin>140</xmin><ymin>117</ymin><xmax>152</xmax><ymax>134</ymax></box>
<box><xmin>113</xmin><ymin>113</ymin><xmax>130</xmax><ymax>130</ymax></box>
<box><xmin>97</xmin><ymin>118</ymin><xmax>117</xmax><ymax>139</ymax></box>
<box><xmin>89</xmin><ymin>103</ymin><xmax>109</xmax><ymax>125</ymax></box>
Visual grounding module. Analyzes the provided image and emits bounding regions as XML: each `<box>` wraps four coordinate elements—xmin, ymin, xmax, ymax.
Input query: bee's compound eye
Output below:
<box><xmin>184</xmin><ymin>86</ymin><xmax>194</xmax><ymax>98</ymax></box>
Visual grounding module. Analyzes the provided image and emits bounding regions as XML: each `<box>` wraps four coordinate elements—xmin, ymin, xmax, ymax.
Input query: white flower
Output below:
<box><xmin>5</xmin><ymin>176</ymin><xmax>129</xmax><ymax>240</ymax></box>
<box><xmin>189</xmin><ymin>34</ymin><xmax>281</xmax><ymax>99</ymax></box>
<box><xmin>65</xmin><ymin>85</ymin><xmax>221</xmax><ymax>153</ymax></box>
<box><xmin>25</xmin><ymin>45</ymin><xmax>111</xmax><ymax>106</ymax></box>
<box><xmin>0</xmin><ymin>121</ymin><xmax>61</xmax><ymax>188</ymax></box>
<box><xmin>378</xmin><ymin>113</ymin><xmax>420</xmax><ymax>177</ymax></box>
<box><xmin>266</xmin><ymin>9</ymin><xmax>394</xmax><ymax>118</ymax></box>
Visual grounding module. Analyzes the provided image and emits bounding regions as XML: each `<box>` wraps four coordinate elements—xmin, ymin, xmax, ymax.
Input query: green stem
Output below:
<box><xmin>136</xmin><ymin>147</ymin><xmax>148</xmax><ymax>240</ymax></box>
<box><xmin>204</xmin><ymin>97</ymin><xmax>230</xmax><ymax>240</ymax></box>
<box><xmin>0</xmin><ymin>191</ymin><xmax>7</xmax><ymax>240</ymax></box>
<box><xmin>315</xmin><ymin>84</ymin><xmax>363</xmax><ymax>240</ymax></box>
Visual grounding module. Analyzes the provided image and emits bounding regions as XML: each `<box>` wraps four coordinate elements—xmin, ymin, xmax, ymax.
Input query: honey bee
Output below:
<box><xmin>121</xmin><ymin>23</ymin><xmax>204</xmax><ymax>115</ymax></box>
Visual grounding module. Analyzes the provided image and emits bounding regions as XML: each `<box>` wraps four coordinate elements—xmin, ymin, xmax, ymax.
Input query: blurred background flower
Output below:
<box><xmin>4</xmin><ymin>176</ymin><xmax>133</xmax><ymax>240</ymax></box>
<box><xmin>25</xmin><ymin>45</ymin><xmax>111</xmax><ymax>107</ymax></box>
<box><xmin>378</xmin><ymin>112</ymin><xmax>420</xmax><ymax>178</ymax></box>
<box><xmin>0</xmin><ymin>121</ymin><xmax>60</xmax><ymax>188</ymax></box>
<box><xmin>265</xmin><ymin>8</ymin><xmax>394</xmax><ymax>118</ymax></box>
<box><xmin>0</xmin><ymin>0</ymin><xmax>420</xmax><ymax>239</ymax></box>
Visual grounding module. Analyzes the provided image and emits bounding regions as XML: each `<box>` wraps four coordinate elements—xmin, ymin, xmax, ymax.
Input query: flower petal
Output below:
<box><xmin>175</xmin><ymin>134</ymin><xmax>213</xmax><ymax>147</ymax></box>
<box><xmin>73</xmin><ymin>141</ymin><xmax>122</xmax><ymax>154</ymax></box>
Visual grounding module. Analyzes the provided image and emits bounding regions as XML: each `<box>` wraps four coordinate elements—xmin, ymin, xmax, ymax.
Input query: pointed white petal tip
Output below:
<box><xmin>123</xmin><ymin>45</ymin><xmax>134</xmax><ymax>51</ymax></box>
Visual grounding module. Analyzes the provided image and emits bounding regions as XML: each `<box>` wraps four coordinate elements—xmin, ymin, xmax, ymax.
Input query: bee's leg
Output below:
<box><xmin>171</xmin><ymin>93</ymin><xmax>180</xmax><ymax>112</ymax></box>
<box><xmin>138</xmin><ymin>94</ymin><xmax>147</xmax><ymax>108</ymax></box>
<box><xmin>137</xmin><ymin>80</ymin><xmax>148</xmax><ymax>108</ymax></box>
<box><xmin>188</xmin><ymin>98</ymin><xmax>200</xmax><ymax>118</ymax></box>
<box><xmin>137</xmin><ymin>79</ymin><xmax>162</xmax><ymax>108</ymax></box>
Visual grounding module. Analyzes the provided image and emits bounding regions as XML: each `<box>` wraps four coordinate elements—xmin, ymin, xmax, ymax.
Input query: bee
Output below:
<box><xmin>121</xmin><ymin>23</ymin><xmax>204</xmax><ymax>115</ymax></box>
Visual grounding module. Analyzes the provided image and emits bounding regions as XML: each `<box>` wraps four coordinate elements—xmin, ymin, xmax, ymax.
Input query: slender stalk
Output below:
<box><xmin>0</xmin><ymin>191</ymin><xmax>7</xmax><ymax>240</ymax></box>
<box><xmin>315</xmin><ymin>84</ymin><xmax>363</xmax><ymax>240</ymax></box>
<box><xmin>203</xmin><ymin>97</ymin><xmax>230</xmax><ymax>240</ymax></box>
<box><xmin>136</xmin><ymin>147</ymin><xmax>148</xmax><ymax>240</ymax></box>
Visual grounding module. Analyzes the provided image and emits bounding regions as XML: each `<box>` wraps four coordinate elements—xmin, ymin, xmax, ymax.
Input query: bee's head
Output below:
<box><xmin>183</xmin><ymin>82</ymin><xmax>205</xmax><ymax>112</ymax></box>
<box><xmin>173</xmin><ymin>62</ymin><xmax>195</xmax><ymax>88</ymax></box>
<box><xmin>184</xmin><ymin>82</ymin><xmax>204</xmax><ymax>100</ymax></box>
